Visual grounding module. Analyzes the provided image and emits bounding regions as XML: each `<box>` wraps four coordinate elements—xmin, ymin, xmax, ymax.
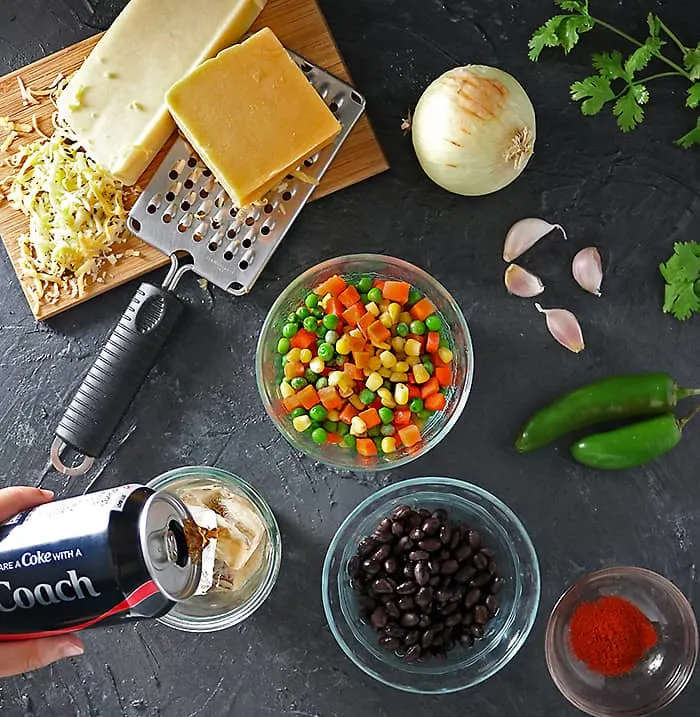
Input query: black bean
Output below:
<box><xmin>441</xmin><ymin>559</ymin><xmax>459</xmax><ymax>575</ymax></box>
<box><xmin>488</xmin><ymin>561</ymin><xmax>498</xmax><ymax>576</ymax></box>
<box><xmin>454</xmin><ymin>543</ymin><xmax>473</xmax><ymax>563</ymax></box>
<box><xmin>441</xmin><ymin>576</ymin><xmax>454</xmax><ymax>588</ymax></box>
<box><xmin>467</xmin><ymin>529</ymin><xmax>481</xmax><ymax>550</ymax></box>
<box><xmin>384</xmin><ymin>557</ymin><xmax>399</xmax><ymax>574</ymax></box>
<box><xmin>436</xmin><ymin>587</ymin><xmax>452</xmax><ymax>602</ymax></box>
<box><xmin>422</xmin><ymin>518</ymin><xmax>440</xmax><ymax>536</ymax></box>
<box><xmin>474</xmin><ymin>605</ymin><xmax>490</xmax><ymax>624</ymax></box>
<box><xmin>415</xmin><ymin>562</ymin><xmax>430</xmax><ymax>586</ymax></box>
<box><xmin>395</xmin><ymin>536</ymin><xmax>413</xmax><ymax>554</ymax></box>
<box><xmin>450</xmin><ymin>584</ymin><xmax>466</xmax><ymax>600</ymax></box>
<box><xmin>362</xmin><ymin>559</ymin><xmax>381</xmax><ymax>575</ymax></box>
<box><xmin>428</xmin><ymin>559</ymin><xmax>441</xmax><ymax>575</ymax></box>
<box><xmin>358</xmin><ymin>536</ymin><xmax>376</xmax><ymax>556</ymax></box>
<box><xmin>470</xmin><ymin>571</ymin><xmax>492</xmax><ymax>588</ymax></box>
<box><xmin>397</xmin><ymin>596</ymin><xmax>415</xmax><ymax>611</ymax></box>
<box><xmin>379</xmin><ymin>593</ymin><xmax>395</xmax><ymax>604</ymax></box>
<box><xmin>409</xmin><ymin>528</ymin><xmax>425</xmax><ymax>541</ymax></box>
<box><xmin>418</xmin><ymin>508</ymin><xmax>431</xmax><ymax>520</ymax></box>
<box><xmin>455</xmin><ymin>565</ymin><xmax>476</xmax><ymax>584</ymax></box>
<box><xmin>404</xmin><ymin>630</ymin><xmax>420</xmax><ymax>646</ymax></box>
<box><xmin>418</xmin><ymin>538</ymin><xmax>442</xmax><ymax>552</ymax></box>
<box><xmin>439</xmin><ymin>602</ymin><xmax>458</xmax><ymax>616</ymax></box>
<box><xmin>459</xmin><ymin>632</ymin><xmax>474</xmax><ymax>648</ymax></box>
<box><xmin>385</xmin><ymin>601</ymin><xmax>400</xmax><ymax>619</ymax></box>
<box><xmin>462</xmin><ymin>611</ymin><xmax>474</xmax><ymax>626</ymax></box>
<box><xmin>408</xmin><ymin>549</ymin><xmax>429</xmax><ymax>562</ymax></box>
<box><xmin>432</xmin><ymin>508</ymin><xmax>448</xmax><ymax>522</ymax></box>
<box><xmin>385</xmin><ymin>624</ymin><xmax>406</xmax><ymax>638</ymax></box>
<box><xmin>373</xmin><ymin>578</ymin><xmax>394</xmax><ymax>594</ymax></box>
<box><xmin>373</xmin><ymin>545</ymin><xmax>392</xmax><ymax>563</ymax></box>
<box><xmin>429</xmin><ymin>576</ymin><xmax>441</xmax><ymax>586</ymax></box>
<box><xmin>440</xmin><ymin>522</ymin><xmax>453</xmax><ymax>545</ymax></box>
<box><xmin>418</xmin><ymin>615</ymin><xmax>431</xmax><ymax>629</ymax></box>
<box><xmin>347</xmin><ymin>556</ymin><xmax>361</xmax><ymax>577</ymax></box>
<box><xmin>421</xmin><ymin>628</ymin><xmax>436</xmax><ymax>649</ymax></box>
<box><xmin>378</xmin><ymin>517</ymin><xmax>392</xmax><ymax>533</ymax></box>
<box><xmin>490</xmin><ymin>577</ymin><xmax>504</xmax><ymax>594</ymax></box>
<box><xmin>391</xmin><ymin>521</ymin><xmax>405</xmax><ymax>537</ymax></box>
<box><xmin>379</xmin><ymin>635</ymin><xmax>401</xmax><ymax>650</ymax></box>
<box><xmin>373</xmin><ymin>531</ymin><xmax>392</xmax><ymax>544</ymax></box>
<box><xmin>450</xmin><ymin>528</ymin><xmax>462</xmax><ymax>550</ymax></box>
<box><xmin>481</xmin><ymin>548</ymin><xmax>494</xmax><ymax>558</ymax></box>
<box><xmin>464</xmin><ymin>588</ymin><xmax>482</xmax><ymax>609</ymax></box>
<box><xmin>415</xmin><ymin>587</ymin><xmax>433</xmax><ymax>608</ymax></box>
<box><xmin>349</xmin><ymin>578</ymin><xmax>363</xmax><ymax>591</ymax></box>
<box><xmin>401</xmin><ymin>612</ymin><xmax>419</xmax><ymax>628</ymax></box>
<box><xmin>391</xmin><ymin>505</ymin><xmax>413</xmax><ymax>521</ymax></box>
<box><xmin>371</xmin><ymin>607</ymin><xmax>387</xmax><ymax>629</ymax></box>
<box><xmin>473</xmin><ymin>551</ymin><xmax>489</xmax><ymax>571</ymax></box>
<box><xmin>396</xmin><ymin>581</ymin><xmax>418</xmax><ymax>595</ymax></box>
<box><xmin>469</xmin><ymin>624</ymin><xmax>484</xmax><ymax>639</ymax></box>
<box><xmin>403</xmin><ymin>565</ymin><xmax>414</xmax><ymax>579</ymax></box>
<box><xmin>405</xmin><ymin>644</ymin><xmax>422</xmax><ymax>662</ymax></box>
<box><xmin>485</xmin><ymin>594</ymin><xmax>499</xmax><ymax>615</ymax></box>
<box><xmin>407</xmin><ymin>512</ymin><xmax>422</xmax><ymax>529</ymax></box>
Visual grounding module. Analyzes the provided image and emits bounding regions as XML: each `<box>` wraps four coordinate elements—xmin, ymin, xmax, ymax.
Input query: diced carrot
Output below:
<box><xmin>297</xmin><ymin>384</ymin><xmax>320</xmax><ymax>409</ymax></box>
<box><xmin>420</xmin><ymin>377</ymin><xmax>440</xmax><ymax>399</ymax></box>
<box><xmin>398</xmin><ymin>424</ymin><xmax>421</xmax><ymax>447</ymax></box>
<box><xmin>338</xmin><ymin>284</ymin><xmax>361</xmax><ymax>308</ymax></box>
<box><xmin>348</xmin><ymin>335</ymin><xmax>366</xmax><ymax>352</ymax></box>
<box><xmin>327</xmin><ymin>298</ymin><xmax>344</xmax><ymax>317</ymax></box>
<box><xmin>435</xmin><ymin>366</ymin><xmax>452</xmax><ymax>387</ymax></box>
<box><xmin>410</xmin><ymin>297</ymin><xmax>436</xmax><ymax>321</ymax></box>
<box><xmin>359</xmin><ymin>408</ymin><xmax>381</xmax><ymax>429</ymax></box>
<box><xmin>356</xmin><ymin>438</ymin><xmax>378</xmax><ymax>457</ymax></box>
<box><xmin>339</xmin><ymin>403</ymin><xmax>359</xmax><ymax>424</ymax></box>
<box><xmin>342</xmin><ymin>303</ymin><xmax>364</xmax><ymax>326</ymax></box>
<box><xmin>407</xmin><ymin>374</ymin><xmax>416</xmax><ymax>385</ymax></box>
<box><xmin>282</xmin><ymin>394</ymin><xmax>301</xmax><ymax>411</ymax></box>
<box><xmin>284</xmin><ymin>361</ymin><xmax>305</xmax><ymax>380</ymax></box>
<box><xmin>382</xmin><ymin>281</ymin><xmax>410</xmax><ymax>304</ymax></box>
<box><xmin>425</xmin><ymin>393</ymin><xmax>446</xmax><ymax>411</ymax></box>
<box><xmin>315</xmin><ymin>274</ymin><xmax>346</xmax><ymax>297</ymax></box>
<box><xmin>431</xmin><ymin>352</ymin><xmax>447</xmax><ymax>368</ymax></box>
<box><xmin>326</xmin><ymin>432</ymin><xmax>341</xmax><ymax>444</ymax></box>
<box><xmin>373</xmin><ymin>279</ymin><xmax>385</xmax><ymax>291</ymax></box>
<box><xmin>407</xmin><ymin>385</ymin><xmax>421</xmax><ymax>399</ymax></box>
<box><xmin>393</xmin><ymin>409</ymin><xmax>412</xmax><ymax>426</ymax></box>
<box><xmin>358</xmin><ymin>312</ymin><xmax>375</xmax><ymax>336</ymax></box>
<box><xmin>318</xmin><ymin>386</ymin><xmax>343</xmax><ymax>410</ymax></box>
<box><xmin>343</xmin><ymin>363</ymin><xmax>364</xmax><ymax>381</ymax></box>
<box><xmin>425</xmin><ymin>331</ymin><xmax>440</xmax><ymax>354</ymax></box>
<box><xmin>368</xmin><ymin>321</ymin><xmax>391</xmax><ymax>344</ymax></box>
<box><xmin>353</xmin><ymin>351</ymin><xmax>371</xmax><ymax>369</ymax></box>
<box><xmin>407</xmin><ymin>334</ymin><xmax>425</xmax><ymax>350</ymax></box>
<box><xmin>290</xmin><ymin>328</ymin><xmax>317</xmax><ymax>349</ymax></box>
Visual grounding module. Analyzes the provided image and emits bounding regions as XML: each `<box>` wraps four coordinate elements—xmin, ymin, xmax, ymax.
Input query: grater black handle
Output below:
<box><xmin>53</xmin><ymin>283</ymin><xmax>183</xmax><ymax>468</ymax></box>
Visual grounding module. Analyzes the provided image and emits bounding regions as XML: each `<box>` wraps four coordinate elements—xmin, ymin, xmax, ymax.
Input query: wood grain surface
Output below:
<box><xmin>0</xmin><ymin>0</ymin><xmax>388</xmax><ymax>320</ymax></box>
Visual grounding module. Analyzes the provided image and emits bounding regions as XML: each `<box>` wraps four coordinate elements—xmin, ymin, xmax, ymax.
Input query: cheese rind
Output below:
<box><xmin>166</xmin><ymin>27</ymin><xmax>342</xmax><ymax>207</ymax></box>
<box><xmin>57</xmin><ymin>0</ymin><xmax>267</xmax><ymax>185</ymax></box>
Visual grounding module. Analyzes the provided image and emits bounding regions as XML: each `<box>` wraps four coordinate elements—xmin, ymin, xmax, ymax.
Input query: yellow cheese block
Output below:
<box><xmin>166</xmin><ymin>27</ymin><xmax>342</xmax><ymax>207</ymax></box>
<box><xmin>57</xmin><ymin>0</ymin><xmax>267</xmax><ymax>185</ymax></box>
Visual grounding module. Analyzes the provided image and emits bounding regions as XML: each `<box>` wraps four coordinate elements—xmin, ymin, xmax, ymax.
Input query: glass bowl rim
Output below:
<box><xmin>255</xmin><ymin>253</ymin><xmax>475</xmax><ymax>472</ymax></box>
<box><xmin>321</xmin><ymin>476</ymin><xmax>541</xmax><ymax>693</ymax></box>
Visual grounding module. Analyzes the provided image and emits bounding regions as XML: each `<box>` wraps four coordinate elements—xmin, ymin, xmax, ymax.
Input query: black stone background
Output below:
<box><xmin>0</xmin><ymin>0</ymin><xmax>699</xmax><ymax>715</ymax></box>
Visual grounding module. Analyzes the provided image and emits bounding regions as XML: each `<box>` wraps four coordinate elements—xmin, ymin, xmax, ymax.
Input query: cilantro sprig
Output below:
<box><xmin>660</xmin><ymin>242</ymin><xmax>700</xmax><ymax>320</ymax></box>
<box><xmin>530</xmin><ymin>1</ymin><xmax>700</xmax><ymax>147</ymax></box>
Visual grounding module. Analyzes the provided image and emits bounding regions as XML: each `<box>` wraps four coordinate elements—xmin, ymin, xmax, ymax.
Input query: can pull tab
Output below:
<box><xmin>50</xmin><ymin>437</ymin><xmax>94</xmax><ymax>476</ymax></box>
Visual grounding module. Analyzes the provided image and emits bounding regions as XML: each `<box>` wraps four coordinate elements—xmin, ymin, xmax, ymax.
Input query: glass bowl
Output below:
<box><xmin>147</xmin><ymin>466</ymin><xmax>282</xmax><ymax>633</ymax></box>
<box><xmin>545</xmin><ymin>567</ymin><xmax>698</xmax><ymax>716</ymax></box>
<box><xmin>321</xmin><ymin>477</ymin><xmax>541</xmax><ymax>693</ymax></box>
<box><xmin>255</xmin><ymin>254</ymin><xmax>473</xmax><ymax>471</ymax></box>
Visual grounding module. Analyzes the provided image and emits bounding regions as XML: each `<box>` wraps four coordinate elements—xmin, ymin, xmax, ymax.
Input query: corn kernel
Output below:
<box><xmin>399</xmin><ymin>311</ymin><xmax>412</xmax><ymax>324</ymax></box>
<box><xmin>374</xmin><ymin>341</ymin><xmax>391</xmax><ymax>351</ymax></box>
<box><xmin>279</xmin><ymin>381</ymin><xmax>294</xmax><ymax>399</ymax></box>
<box><xmin>395</xmin><ymin>361</ymin><xmax>409</xmax><ymax>373</ymax></box>
<box><xmin>378</xmin><ymin>388</ymin><xmax>396</xmax><ymax>408</ymax></box>
<box><xmin>391</xmin><ymin>336</ymin><xmax>405</xmax><ymax>353</ymax></box>
<box><xmin>327</xmin><ymin>409</ymin><xmax>340</xmax><ymax>422</ymax></box>
<box><xmin>379</xmin><ymin>350</ymin><xmax>397</xmax><ymax>368</ymax></box>
<box><xmin>292</xmin><ymin>415</ymin><xmax>311</xmax><ymax>432</ymax></box>
<box><xmin>379</xmin><ymin>367</ymin><xmax>392</xmax><ymax>378</ymax></box>
<box><xmin>438</xmin><ymin>346</ymin><xmax>454</xmax><ymax>363</ymax></box>
<box><xmin>381</xmin><ymin>436</ymin><xmax>397</xmax><ymax>454</ymax></box>
<box><xmin>338</xmin><ymin>384</ymin><xmax>354</xmax><ymax>398</ymax></box>
<box><xmin>349</xmin><ymin>328</ymin><xmax>363</xmax><ymax>339</ymax></box>
<box><xmin>350</xmin><ymin>416</ymin><xmax>367</xmax><ymax>436</ymax></box>
<box><xmin>405</xmin><ymin>338</ymin><xmax>422</xmax><ymax>357</ymax></box>
<box><xmin>309</xmin><ymin>357</ymin><xmax>325</xmax><ymax>374</ymax></box>
<box><xmin>406</xmin><ymin>355</ymin><xmax>420</xmax><ymax>366</ymax></box>
<box><xmin>366</xmin><ymin>372</ymin><xmax>383</xmax><ymax>392</ymax></box>
<box><xmin>365</xmin><ymin>301</ymin><xmax>380</xmax><ymax>316</ymax></box>
<box><xmin>328</xmin><ymin>371</ymin><xmax>343</xmax><ymax>387</ymax></box>
<box><xmin>286</xmin><ymin>347</ymin><xmax>301</xmax><ymax>363</ymax></box>
<box><xmin>390</xmin><ymin>371</ymin><xmax>408</xmax><ymax>382</ymax></box>
<box><xmin>321</xmin><ymin>293</ymin><xmax>333</xmax><ymax>309</ymax></box>
<box><xmin>336</xmin><ymin>335</ymin><xmax>352</xmax><ymax>355</ymax></box>
<box><xmin>368</xmin><ymin>356</ymin><xmax>382</xmax><ymax>371</ymax></box>
<box><xmin>413</xmin><ymin>364</ymin><xmax>430</xmax><ymax>384</ymax></box>
<box><xmin>299</xmin><ymin>348</ymin><xmax>313</xmax><ymax>364</ymax></box>
<box><xmin>379</xmin><ymin>312</ymin><xmax>393</xmax><ymax>329</ymax></box>
<box><xmin>388</xmin><ymin>302</ymin><xmax>402</xmax><ymax>323</ymax></box>
<box><xmin>349</xmin><ymin>394</ymin><xmax>365</xmax><ymax>411</ymax></box>
<box><xmin>284</xmin><ymin>362</ymin><xmax>299</xmax><ymax>380</ymax></box>
<box><xmin>394</xmin><ymin>383</ymin><xmax>409</xmax><ymax>405</ymax></box>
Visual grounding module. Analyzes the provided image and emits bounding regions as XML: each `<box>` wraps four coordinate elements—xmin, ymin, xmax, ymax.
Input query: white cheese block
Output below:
<box><xmin>57</xmin><ymin>0</ymin><xmax>267</xmax><ymax>185</ymax></box>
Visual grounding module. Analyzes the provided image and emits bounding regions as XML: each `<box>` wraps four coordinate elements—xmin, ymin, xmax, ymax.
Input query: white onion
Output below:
<box><xmin>411</xmin><ymin>65</ymin><xmax>536</xmax><ymax>196</ymax></box>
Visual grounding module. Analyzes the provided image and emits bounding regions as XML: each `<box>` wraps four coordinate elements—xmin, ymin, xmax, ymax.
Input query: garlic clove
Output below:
<box><xmin>535</xmin><ymin>303</ymin><xmax>585</xmax><ymax>353</ymax></box>
<box><xmin>503</xmin><ymin>218</ymin><xmax>567</xmax><ymax>262</ymax></box>
<box><xmin>572</xmin><ymin>246</ymin><xmax>603</xmax><ymax>296</ymax></box>
<box><xmin>505</xmin><ymin>263</ymin><xmax>545</xmax><ymax>297</ymax></box>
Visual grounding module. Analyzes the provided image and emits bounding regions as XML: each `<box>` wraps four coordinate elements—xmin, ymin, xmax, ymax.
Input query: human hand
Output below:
<box><xmin>0</xmin><ymin>487</ymin><xmax>85</xmax><ymax>677</ymax></box>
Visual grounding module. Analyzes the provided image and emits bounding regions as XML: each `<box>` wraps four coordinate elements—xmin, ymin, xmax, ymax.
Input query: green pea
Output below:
<box><xmin>296</xmin><ymin>306</ymin><xmax>310</xmax><ymax>320</ymax></box>
<box><xmin>368</xmin><ymin>426</ymin><xmax>381</xmax><ymax>437</ymax></box>
<box><xmin>277</xmin><ymin>337</ymin><xmax>291</xmax><ymax>354</ymax></box>
<box><xmin>316</xmin><ymin>326</ymin><xmax>326</xmax><ymax>338</ymax></box>
<box><xmin>337</xmin><ymin>422</ymin><xmax>350</xmax><ymax>436</ymax></box>
<box><xmin>322</xmin><ymin>313</ymin><xmax>339</xmax><ymax>330</ymax></box>
<box><xmin>378</xmin><ymin>407</ymin><xmax>394</xmax><ymax>424</ymax></box>
<box><xmin>309</xmin><ymin>404</ymin><xmax>328</xmax><ymax>422</ymax></box>
<box><xmin>302</xmin><ymin>315</ymin><xmax>316</xmax><ymax>331</ymax></box>
<box><xmin>305</xmin><ymin>369</ymin><xmax>318</xmax><ymax>383</ymax></box>
<box><xmin>396</xmin><ymin>322</ymin><xmax>409</xmax><ymax>338</ymax></box>
<box><xmin>289</xmin><ymin>407</ymin><xmax>306</xmax><ymax>419</ymax></box>
<box><xmin>282</xmin><ymin>323</ymin><xmax>298</xmax><ymax>339</ymax></box>
<box><xmin>359</xmin><ymin>389</ymin><xmax>375</xmax><ymax>405</ymax></box>
<box><xmin>360</xmin><ymin>293</ymin><xmax>369</xmax><ymax>303</ymax></box>
<box><xmin>357</xmin><ymin>276</ymin><xmax>373</xmax><ymax>293</ymax></box>
<box><xmin>311</xmin><ymin>427</ymin><xmax>328</xmax><ymax>444</ymax></box>
<box><xmin>287</xmin><ymin>312</ymin><xmax>298</xmax><ymax>323</ymax></box>
<box><xmin>318</xmin><ymin>342</ymin><xmax>335</xmax><ymax>361</ymax></box>
<box><xmin>343</xmin><ymin>434</ymin><xmax>357</xmax><ymax>449</ymax></box>
<box><xmin>305</xmin><ymin>293</ymin><xmax>319</xmax><ymax>308</ymax></box>
<box><xmin>410</xmin><ymin>320</ymin><xmax>426</xmax><ymax>336</ymax></box>
<box><xmin>325</xmin><ymin>330</ymin><xmax>339</xmax><ymax>344</ymax></box>
<box><xmin>425</xmin><ymin>315</ymin><xmax>442</xmax><ymax>332</ymax></box>
<box><xmin>313</xmin><ymin>308</ymin><xmax>324</xmax><ymax>319</ymax></box>
<box><xmin>290</xmin><ymin>377</ymin><xmax>307</xmax><ymax>390</ymax></box>
<box><xmin>439</xmin><ymin>337</ymin><xmax>450</xmax><ymax>348</ymax></box>
<box><xmin>423</xmin><ymin>359</ymin><xmax>435</xmax><ymax>375</ymax></box>
<box><xmin>417</xmin><ymin>409</ymin><xmax>434</xmax><ymax>421</ymax></box>
<box><xmin>407</xmin><ymin>289</ymin><xmax>421</xmax><ymax>306</ymax></box>
<box><xmin>380</xmin><ymin>424</ymin><xmax>395</xmax><ymax>436</ymax></box>
<box><xmin>409</xmin><ymin>398</ymin><xmax>424</xmax><ymax>413</ymax></box>
<box><xmin>315</xmin><ymin>377</ymin><xmax>329</xmax><ymax>390</ymax></box>
<box><xmin>367</xmin><ymin>287</ymin><xmax>383</xmax><ymax>303</ymax></box>
<box><xmin>323</xmin><ymin>420</ymin><xmax>338</xmax><ymax>433</ymax></box>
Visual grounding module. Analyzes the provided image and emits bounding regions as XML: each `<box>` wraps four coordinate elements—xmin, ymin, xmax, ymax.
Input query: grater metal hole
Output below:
<box><xmin>162</xmin><ymin>214</ymin><xmax>172</xmax><ymax>224</ymax></box>
<box><xmin>187</xmin><ymin>157</ymin><xmax>197</xmax><ymax>168</ymax></box>
<box><xmin>169</xmin><ymin>170</ymin><xmax>178</xmax><ymax>180</ymax></box>
<box><xmin>260</xmin><ymin>225</ymin><xmax>270</xmax><ymax>236</ymax></box>
<box><xmin>223</xmin><ymin>251</ymin><xmax>234</xmax><ymax>261</ymax></box>
<box><xmin>229</xmin><ymin>207</ymin><xmax>238</xmax><ymax>217</ymax></box>
<box><xmin>227</xmin><ymin>228</ymin><xmax>236</xmax><ymax>239</ymax></box>
<box><xmin>300</xmin><ymin>62</ymin><xmax>312</xmax><ymax>73</ymax></box>
<box><xmin>199</xmin><ymin>189</ymin><xmax>209</xmax><ymax>199</ymax></box>
<box><xmin>282</xmin><ymin>191</ymin><xmax>292</xmax><ymax>201</ymax></box>
<box><xmin>177</xmin><ymin>214</ymin><xmax>192</xmax><ymax>233</ymax></box>
<box><xmin>245</xmin><ymin>217</ymin><xmax>254</xmax><ymax>226</ymax></box>
<box><xmin>193</xmin><ymin>231</ymin><xmax>204</xmax><ymax>242</ymax></box>
<box><xmin>239</xmin><ymin>260</ymin><xmax>248</xmax><ymax>270</ymax></box>
<box><xmin>351</xmin><ymin>91</ymin><xmax>363</xmax><ymax>105</ymax></box>
<box><xmin>184</xmin><ymin>179</ymin><xmax>193</xmax><ymax>190</ymax></box>
<box><xmin>329</xmin><ymin>101</ymin><xmax>338</xmax><ymax>113</ymax></box>
<box><xmin>208</xmin><ymin>241</ymin><xmax>218</xmax><ymax>252</ymax></box>
<box><xmin>130</xmin><ymin>218</ymin><xmax>141</xmax><ymax>232</ymax></box>
<box><xmin>214</xmin><ymin>192</ymin><xmax>226</xmax><ymax>208</ymax></box>
<box><xmin>263</xmin><ymin>204</ymin><xmax>273</xmax><ymax>214</ymax></box>
<box><xmin>165</xmin><ymin>192</ymin><xmax>175</xmax><ymax>202</ymax></box>
<box><xmin>147</xmin><ymin>204</ymin><xmax>157</xmax><ymax>214</ymax></box>
<box><xmin>304</xmin><ymin>157</ymin><xmax>314</xmax><ymax>167</ymax></box>
<box><xmin>203</xmin><ymin>168</ymin><xmax>211</xmax><ymax>177</ymax></box>
<box><xmin>242</xmin><ymin>238</ymin><xmax>251</xmax><ymax>248</ymax></box>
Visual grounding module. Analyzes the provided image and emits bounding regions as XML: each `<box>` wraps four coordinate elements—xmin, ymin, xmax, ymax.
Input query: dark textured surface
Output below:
<box><xmin>1</xmin><ymin>0</ymin><xmax>699</xmax><ymax>715</ymax></box>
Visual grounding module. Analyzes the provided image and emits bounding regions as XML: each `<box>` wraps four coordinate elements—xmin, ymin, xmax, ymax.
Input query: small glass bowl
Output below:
<box><xmin>147</xmin><ymin>466</ymin><xmax>282</xmax><ymax>633</ymax></box>
<box><xmin>256</xmin><ymin>254</ymin><xmax>474</xmax><ymax>472</ymax></box>
<box><xmin>321</xmin><ymin>477</ymin><xmax>541</xmax><ymax>693</ymax></box>
<box><xmin>545</xmin><ymin>567</ymin><xmax>699</xmax><ymax>716</ymax></box>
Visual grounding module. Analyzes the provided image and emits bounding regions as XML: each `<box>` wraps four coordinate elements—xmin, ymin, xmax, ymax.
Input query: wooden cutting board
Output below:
<box><xmin>0</xmin><ymin>0</ymin><xmax>388</xmax><ymax>321</ymax></box>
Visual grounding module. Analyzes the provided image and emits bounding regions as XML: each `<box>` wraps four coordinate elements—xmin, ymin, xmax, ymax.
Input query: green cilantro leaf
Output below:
<box><xmin>613</xmin><ymin>86</ymin><xmax>647</xmax><ymax>131</ymax></box>
<box><xmin>676</xmin><ymin>117</ymin><xmax>700</xmax><ymax>149</ymax></box>
<box><xmin>556</xmin><ymin>0</ymin><xmax>588</xmax><ymax>12</ymax></box>
<box><xmin>556</xmin><ymin>14</ymin><xmax>594</xmax><ymax>53</ymax></box>
<box><xmin>660</xmin><ymin>242</ymin><xmax>700</xmax><ymax>320</ymax></box>
<box><xmin>528</xmin><ymin>16</ymin><xmax>565</xmax><ymax>61</ymax></box>
<box><xmin>687</xmin><ymin>84</ymin><xmax>700</xmax><ymax>109</ymax></box>
<box><xmin>647</xmin><ymin>13</ymin><xmax>662</xmax><ymax>39</ymax></box>
<box><xmin>664</xmin><ymin>282</ymin><xmax>700</xmax><ymax>320</ymax></box>
<box><xmin>592</xmin><ymin>51</ymin><xmax>626</xmax><ymax>80</ymax></box>
<box><xmin>684</xmin><ymin>44</ymin><xmax>700</xmax><ymax>80</ymax></box>
<box><xmin>570</xmin><ymin>75</ymin><xmax>615</xmax><ymax>115</ymax></box>
<box><xmin>624</xmin><ymin>38</ymin><xmax>663</xmax><ymax>75</ymax></box>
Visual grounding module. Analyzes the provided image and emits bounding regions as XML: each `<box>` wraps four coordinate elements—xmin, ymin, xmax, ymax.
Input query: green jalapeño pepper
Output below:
<box><xmin>515</xmin><ymin>372</ymin><xmax>700</xmax><ymax>453</ymax></box>
<box><xmin>571</xmin><ymin>408</ymin><xmax>700</xmax><ymax>470</ymax></box>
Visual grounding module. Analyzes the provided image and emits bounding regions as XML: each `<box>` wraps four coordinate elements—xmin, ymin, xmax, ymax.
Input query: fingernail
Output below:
<box><xmin>39</xmin><ymin>489</ymin><xmax>54</xmax><ymax>499</ymax></box>
<box><xmin>59</xmin><ymin>638</ymin><xmax>84</xmax><ymax>658</ymax></box>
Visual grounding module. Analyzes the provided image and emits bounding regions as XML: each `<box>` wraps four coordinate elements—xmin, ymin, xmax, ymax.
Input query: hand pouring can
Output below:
<box><xmin>0</xmin><ymin>484</ymin><xmax>201</xmax><ymax>640</ymax></box>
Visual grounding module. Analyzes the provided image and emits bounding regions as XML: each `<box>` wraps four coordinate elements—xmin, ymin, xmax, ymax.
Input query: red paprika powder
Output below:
<box><xmin>569</xmin><ymin>595</ymin><xmax>657</xmax><ymax>676</ymax></box>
